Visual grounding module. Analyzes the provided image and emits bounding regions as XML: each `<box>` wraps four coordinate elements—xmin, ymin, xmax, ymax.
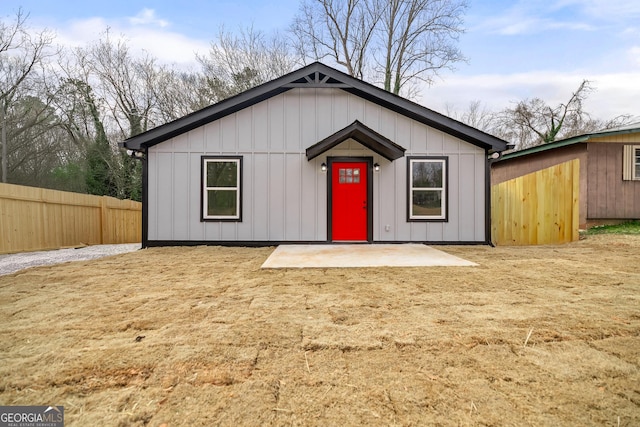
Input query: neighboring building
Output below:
<box><xmin>121</xmin><ymin>62</ymin><xmax>508</xmax><ymax>247</ymax></box>
<box><xmin>492</xmin><ymin>123</ymin><xmax>640</xmax><ymax>229</ymax></box>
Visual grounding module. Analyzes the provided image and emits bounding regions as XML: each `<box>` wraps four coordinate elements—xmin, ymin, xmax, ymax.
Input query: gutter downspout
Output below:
<box><xmin>485</xmin><ymin>151</ymin><xmax>493</xmax><ymax>247</ymax></box>
<box><xmin>486</xmin><ymin>150</ymin><xmax>504</xmax><ymax>247</ymax></box>
<box><xmin>141</xmin><ymin>150</ymin><xmax>148</xmax><ymax>249</ymax></box>
<box><xmin>125</xmin><ymin>148</ymin><xmax>148</xmax><ymax>248</ymax></box>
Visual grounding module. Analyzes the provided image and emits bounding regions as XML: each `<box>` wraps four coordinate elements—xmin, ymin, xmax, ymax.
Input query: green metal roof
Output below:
<box><xmin>499</xmin><ymin>123</ymin><xmax>640</xmax><ymax>161</ymax></box>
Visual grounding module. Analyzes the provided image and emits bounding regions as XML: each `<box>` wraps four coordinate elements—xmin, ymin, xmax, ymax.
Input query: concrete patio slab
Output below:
<box><xmin>261</xmin><ymin>244</ymin><xmax>477</xmax><ymax>268</ymax></box>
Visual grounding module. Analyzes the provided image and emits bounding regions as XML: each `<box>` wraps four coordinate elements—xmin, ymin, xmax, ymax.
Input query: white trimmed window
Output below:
<box><xmin>408</xmin><ymin>157</ymin><xmax>447</xmax><ymax>221</ymax></box>
<box><xmin>623</xmin><ymin>145</ymin><xmax>640</xmax><ymax>181</ymax></box>
<box><xmin>202</xmin><ymin>157</ymin><xmax>242</xmax><ymax>220</ymax></box>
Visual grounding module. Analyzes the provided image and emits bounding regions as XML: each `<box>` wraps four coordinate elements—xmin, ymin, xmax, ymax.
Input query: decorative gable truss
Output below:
<box><xmin>283</xmin><ymin>70</ymin><xmax>351</xmax><ymax>88</ymax></box>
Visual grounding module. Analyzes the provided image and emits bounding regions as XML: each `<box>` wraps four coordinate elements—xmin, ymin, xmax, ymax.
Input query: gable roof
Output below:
<box><xmin>121</xmin><ymin>62</ymin><xmax>508</xmax><ymax>153</ymax></box>
<box><xmin>306</xmin><ymin>120</ymin><xmax>406</xmax><ymax>161</ymax></box>
<box><xmin>500</xmin><ymin>122</ymin><xmax>640</xmax><ymax>161</ymax></box>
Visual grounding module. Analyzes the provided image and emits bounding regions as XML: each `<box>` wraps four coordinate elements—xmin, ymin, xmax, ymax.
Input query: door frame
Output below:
<box><xmin>327</xmin><ymin>156</ymin><xmax>374</xmax><ymax>243</ymax></box>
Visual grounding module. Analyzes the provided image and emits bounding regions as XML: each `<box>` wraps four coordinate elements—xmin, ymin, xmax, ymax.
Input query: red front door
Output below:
<box><xmin>331</xmin><ymin>161</ymin><xmax>369</xmax><ymax>241</ymax></box>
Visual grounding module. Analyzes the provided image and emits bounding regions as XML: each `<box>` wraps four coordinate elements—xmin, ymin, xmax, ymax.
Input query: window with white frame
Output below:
<box><xmin>202</xmin><ymin>156</ymin><xmax>242</xmax><ymax>220</ymax></box>
<box><xmin>408</xmin><ymin>157</ymin><xmax>447</xmax><ymax>221</ymax></box>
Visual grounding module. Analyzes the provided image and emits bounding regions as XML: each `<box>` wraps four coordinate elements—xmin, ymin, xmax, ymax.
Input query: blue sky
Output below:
<box><xmin>3</xmin><ymin>0</ymin><xmax>639</xmax><ymax>121</ymax></box>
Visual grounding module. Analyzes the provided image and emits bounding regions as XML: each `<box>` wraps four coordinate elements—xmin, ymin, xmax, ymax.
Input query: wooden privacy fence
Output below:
<box><xmin>0</xmin><ymin>183</ymin><xmax>141</xmax><ymax>254</ymax></box>
<box><xmin>491</xmin><ymin>159</ymin><xmax>580</xmax><ymax>246</ymax></box>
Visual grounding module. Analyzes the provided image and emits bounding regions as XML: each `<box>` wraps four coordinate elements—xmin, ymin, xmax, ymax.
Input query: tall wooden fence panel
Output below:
<box><xmin>0</xmin><ymin>183</ymin><xmax>141</xmax><ymax>254</ymax></box>
<box><xmin>491</xmin><ymin>159</ymin><xmax>580</xmax><ymax>245</ymax></box>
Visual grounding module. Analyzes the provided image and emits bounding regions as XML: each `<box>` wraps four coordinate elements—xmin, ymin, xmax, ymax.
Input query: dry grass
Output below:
<box><xmin>0</xmin><ymin>235</ymin><xmax>639</xmax><ymax>426</ymax></box>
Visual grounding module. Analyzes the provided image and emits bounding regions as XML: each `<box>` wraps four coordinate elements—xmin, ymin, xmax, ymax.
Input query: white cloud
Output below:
<box><xmin>587</xmin><ymin>72</ymin><xmax>640</xmax><ymax>119</ymax></box>
<box><xmin>488</xmin><ymin>18</ymin><xmax>538</xmax><ymax>36</ymax></box>
<box><xmin>421</xmin><ymin>70</ymin><xmax>640</xmax><ymax>121</ymax></box>
<box><xmin>50</xmin><ymin>12</ymin><xmax>209</xmax><ymax>67</ymax></box>
<box><xmin>54</xmin><ymin>17</ymin><xmax>108</xmax><ymax>47</ymax></box>
<box><xmin>123</xmin><ymin>28</ymin><xmax>209</xmax><ymax>66</ymax></box>
<box><xmin>474</xmin><ymin>0</ymin><xmax>637</xmax><ymax>35</ymax></box>
<box><xmin>630</xmin><ymin>46</ymin><xmax>640</xmax><ymax>67</ymax></box>
<box><xmin>128</xmin><ymin>8</ymin><xmax>169</xmax><ymax>28</ymax></box>
<box><xmin>558</xmin><ymin>0</ymin><xmax>640</xmax><ymax>21</ymax></box>
<box><xmin>493</xmin><ymin>17</ymin><xmax>594</xmax><ymax>35</ymax></box>
<box><xmin>545</xmin><ymin>21</ymin><xmax>594</xmax><ymax>31</ymax></box>
<box><xmin>621</xmin><ymin>27</ymin><xmax>640</xmax><ymax>37</ymax></box>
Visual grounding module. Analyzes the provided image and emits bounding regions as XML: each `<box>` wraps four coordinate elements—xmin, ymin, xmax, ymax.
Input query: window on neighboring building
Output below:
<box><xmin>635</xmin><ymin>146</ymin><xmax>640</xmax><ymax>180</ymax></box>
<box><xmin>407</xmin><ymin>157</ymin><xmax>447</xmax><ymax>221</ymax></box>
<box><xmin>202</xmin><ymin>156</ymin><xmax>242</xmax><ymax>220</ymax></box>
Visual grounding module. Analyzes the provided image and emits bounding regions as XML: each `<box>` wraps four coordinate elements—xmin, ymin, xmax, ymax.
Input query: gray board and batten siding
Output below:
<box><xmin>122</xmin><ymin>62</ymin><xmax>509</xmax><ymax>247</ymax></box>
<box><xmin>148</xmin><ymin>88</ymin><xmax>487</xmax><ymax>244</ymax></box>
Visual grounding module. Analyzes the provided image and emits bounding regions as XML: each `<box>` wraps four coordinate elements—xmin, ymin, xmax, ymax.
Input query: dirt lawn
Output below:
<box><xmin>1</xmin><ymin>235</ymin><xmax>639</xmax><ymax>426</ymax></box>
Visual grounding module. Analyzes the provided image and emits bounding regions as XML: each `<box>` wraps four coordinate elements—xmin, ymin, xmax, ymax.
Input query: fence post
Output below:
<box><xmin>100</xmin><ymin>196</ymin><xmax>108</xmax><ymax>244</ymax></box>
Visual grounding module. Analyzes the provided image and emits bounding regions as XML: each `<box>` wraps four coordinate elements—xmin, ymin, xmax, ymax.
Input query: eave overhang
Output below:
<box><xmin>120</xmin><ymin>62</ymin><xmax>509</xmax><ymax>153</ymax></box>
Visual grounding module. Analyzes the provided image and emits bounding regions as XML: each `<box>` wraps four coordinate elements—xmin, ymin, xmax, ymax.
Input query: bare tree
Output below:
<box><xmin>152</xmin><ymin>68</ymin><xmax>211</xmax><ymax>122</ymax></box>
<box><xmin>445</xmin><ymin>100</ymin><xmax>497</xmax><ymax>132</ymax></box>
<box><xmin>197</xmin><ymin>26</ymin><xmax>297</xmax><ymax>100</ymax></box>
<box><xmin>3</xmin><ymin>95</ymin><xmax>69</xmax><ymax>188</ymax></box>
<box><xmin>380</xmin><ymin>0</ymin><xmax>466</xmax><ymax>93</ymax></box>
<box><xmin>495</xmin><ymin>80</ymin><xmax>635</xmax><ymax>149</ymax></box>
<box><xmin>0</xmin><ymin>9</ymin><xmax>55</xmax><ymax>182</ymax></box>
<box><xmin>448</xmin><ymin>85</ymin><xmax>635</xmax><ymax>151</ymax></box>
<box><xmin>85</xmin><ymin>32</ymin><xmax>158</xmax><ymax>139</ymax></box>
<box><xmin>1</xmin><ymin>56</ymin><xmax>81</xmax><ymax>191</ymax></box>
<box><xmin>502</xmin><ymin>80</ymin><xmax>593</xmax><ymax>147</ymax></box>
<box><xmin>291</xmin><ymin>0</ymin><xmax>380</xmax><ymax>79</ymax></box>
<box><xmin>291</xmin><ymin>0</ymin><xmax>467</xmax><ymax>96</ymax></box>
<box><xmin>51</xmin><ymin>35</ymin><xmax>155</xmax><ymax>200</ymax></box>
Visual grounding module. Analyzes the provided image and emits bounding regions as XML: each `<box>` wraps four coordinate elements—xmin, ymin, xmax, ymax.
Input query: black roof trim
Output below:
<box><xmin>306</xmin><ymin>120</ymin><xmax>405</xmax><ymax>161</ymax></box>
<box><xmin>120</xmin><ymin>62</ymin><xmax>508</xmax><ymax>152</ymax></box>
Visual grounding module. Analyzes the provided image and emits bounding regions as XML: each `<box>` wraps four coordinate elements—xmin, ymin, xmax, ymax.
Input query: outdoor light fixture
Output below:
<box><xmin>488</xmin><ymin>152</ymin><xmax>501</xmax><ymax>160</ymax></box>
<box><xmin>321</xmin><ymin>162</ymin><xmax>327</xmax><ymax>172</ymax></box>
<box><xmin>374</xmin><ymin>163</ymin><xmax>380</xmax><ymax>171</ymax></box>
<box><xmin>126</xmin><ymin>149</ymin><xmax>145</xmax><ymax>159</ymax></box>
